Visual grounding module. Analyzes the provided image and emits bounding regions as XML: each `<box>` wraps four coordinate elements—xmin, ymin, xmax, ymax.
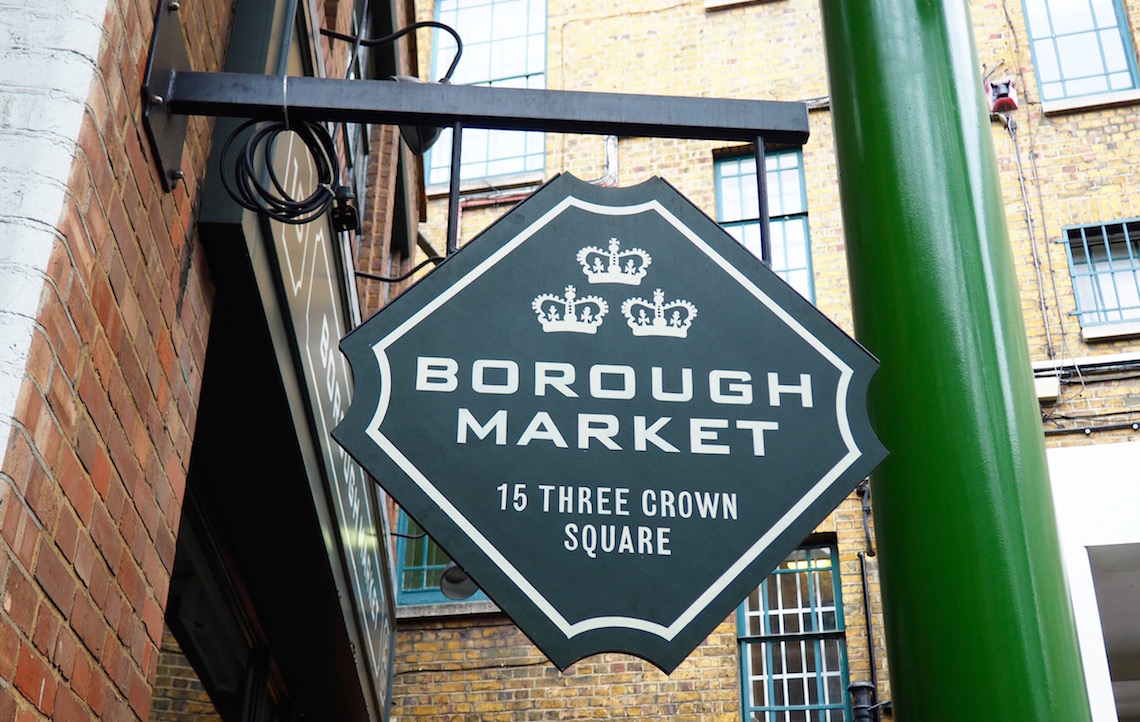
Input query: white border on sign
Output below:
<box><xmin>365</xmin><ymin>195</ymin><xmax>864</xmax><ymax>641</ymax></box>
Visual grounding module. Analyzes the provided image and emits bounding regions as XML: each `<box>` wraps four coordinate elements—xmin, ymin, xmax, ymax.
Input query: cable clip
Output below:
<box><xmin>330</xmin><ymin>185</ymin><xmax>359</xmax><ymax>233</ymax></box>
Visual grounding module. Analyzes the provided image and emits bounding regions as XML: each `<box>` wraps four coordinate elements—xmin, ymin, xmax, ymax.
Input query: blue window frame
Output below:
<box><xmin>715</xmin><ymin>151</ymin><xmax>814</xmax><ymax>302</ymax></box>
<box><xmin>1023</xmin><ymin>0</ymin><xmax>1139</xmax><ymax>101</ymax></box>
<box><xmin>737</xmin><ymin>545</ymin><xmax>849</xmax><ymax>722</ymax></box>
<box><xmin>1064</xmin><ymin>218</ymin><xmax>1140</xmax><ymax>326</ymax></box>
<box><xmin>427</xmin><ymin>0</ymin><xmax>546</xmax><ymax>185</ymax></box>
<box><xmin>395</xmin><ymin>511</ymin><xmax>488</xmax><ymax>605</ymax></box>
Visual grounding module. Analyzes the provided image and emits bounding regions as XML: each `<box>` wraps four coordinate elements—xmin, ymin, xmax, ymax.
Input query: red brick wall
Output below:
<box><xmin>0</xmin><ymin>0</ymin><xmax>233</xmax><ymax>720</ymax></box>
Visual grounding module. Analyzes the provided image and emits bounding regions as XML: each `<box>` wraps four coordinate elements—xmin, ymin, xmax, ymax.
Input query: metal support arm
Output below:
<box><xmin>159</xmin><ymin>71</ymin><xmax>810</xmax><ymax>143</ymax></box>
<box><xmin>143</xmin><ymin>1</ymin><xmax>807</xmax><ymax>265</ymax></box>
<box><xmin>143</xmin><ymin>0</ymin><xmax>808</xmax><ymax>195</ymax></box>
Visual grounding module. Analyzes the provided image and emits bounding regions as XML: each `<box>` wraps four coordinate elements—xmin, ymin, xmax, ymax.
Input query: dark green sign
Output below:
<box><xmin>334</xmin><ymin>173</ymin><xmax>885</xmax><ymax>672</ymax></box>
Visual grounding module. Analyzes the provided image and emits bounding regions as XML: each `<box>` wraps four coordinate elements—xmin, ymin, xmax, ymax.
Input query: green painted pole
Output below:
<box><xmin>818</xmin><ymin>2</ymin><xmax>1091</xmax><ymax>719</ymax></box>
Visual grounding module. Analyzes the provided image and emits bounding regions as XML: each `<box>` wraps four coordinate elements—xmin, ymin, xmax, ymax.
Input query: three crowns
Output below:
<box><xmin>534</xmin><ymin>238</ymin><xmax>697</xmax><ymax>338</ymax></box>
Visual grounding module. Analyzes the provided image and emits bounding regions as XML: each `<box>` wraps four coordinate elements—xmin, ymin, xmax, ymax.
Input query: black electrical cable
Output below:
<box><xmin>219</xmin><ymin>118</ymin><xmax>341</xmax><ymax>225</ymax></box>
<box><xmin>354</xmin><ymin>257</ymin><xmax>442</xmax><ymax>284</ymax></box>
<box><xmin>321</xmin><ymin>21</ymin><xmax>464</xmax><ymax>83</ymax></box>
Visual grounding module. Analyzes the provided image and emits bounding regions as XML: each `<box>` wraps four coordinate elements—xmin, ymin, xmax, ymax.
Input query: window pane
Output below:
<box><xmin>715</xmin><ymin>151</ymin><xmax>813</xmax><ymax>302</ymax></box>
<box><xmin>529</xmin><ymin>0</ymin><xmax>544</xmax><ymax>33</ymax></box>
<box><xmin>1049</xmin><ymin>0</ymin><xmax>1094</xmax><ymax>32</ymax></box>
<box><xmin>1110</xmin><ymin>71</ymin><xmax>1133</xmax><ymax>89</ymax></box>
<box><xmin>1092</xmin><ymin>0</ymin><xmax>1117</xmax><ymax>26</ymax></box>
<box><xmin>721</xmin><ymin>177</ymin><xmax>743</xmax><ymax>222</ymax></box>
<box><xmin>1101</xmin><ymin>29</ymin><xmax>1128</xmax><ymax>73</ymax></box>
<box><xmin>738</xmin><ymin>546</ymin><xmax>848</xmax><ymax>721</ymax></box>
<box><xmin>1066</xmin><ymin>74</ymin><xmax>1110</xmax><ymax>96</ymax></box>
<box><xmin>454</xmin><ymin>44</ymin><xmax>490</xmax><ymax>83</ymax></box>
<box><xmin>783</xmin><ymin>220</ymin><xmax>808</xmax><ymax>269</ymax></box>
<box><xmin>458</xmin><ymin>6</ymin><xmax>493</xmax><ymax>43</ymax></box>
<box><xmin>741</xmin><ymin>178</ymin><xmax>760</xmax><ymax>219</ymax></box>
<box><xmin>492</xmin><ymin>37</ymin><xmax>528</xmax><ymax>77</ymax></box>
<box><xmin>497</xmin><ymin>0</ymin><xmax>527</xmax><ymax>37</ymax></box>
<box><xmin>461</xmin><ymin>128</ymin><xmax>489</xmax><ymax>164</ymax></box>
<box><xmin>1033</xmin><ymin>39</ymin><xmax>1061</xmax><ymax>82</ymax></box>
<box><xmin>1067</xmin><ymin>220</ymin><xmax>1140</xmax><ymax>324</ymax></box>
<box><xmin>1025</xmin><ymin>0</ymin><xmax>1053</xmax><ymax>38</ymax></box>
<box><xmin>428</xmin><ymin>0</ymin><xmax>546</xmax><ymax>182</ymax></box>
<box><xmin>786</xmin><ymin>271</ymin><xmax>811</xmax><ymax>300</ymax></box>
<box><xmin>529</xmin><ymin>37</ymin><xmax>545</xmax><ymax>73</ymax></box>
<box><xmin>1026</xmin><ymin>0</ymin><xmax>1137</xmax><ymax>99</ymax></box>
<box><xmin>1042</xmin><ymin>80</ymin><xmax>1065</xmax><ymax>99</ymax></box>
<box><xmin>779</xmin><ymin>167</ymin><xmax>804</xmax><ymax>214</ymax></box>
<box><xmin>1057</xmin><ymin>32</ymin><xmax>1105</xmax><ymax>79</ymax></box>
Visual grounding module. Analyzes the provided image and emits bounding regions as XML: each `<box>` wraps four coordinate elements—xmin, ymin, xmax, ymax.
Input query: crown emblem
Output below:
<box><xmin>621</xmin><ymin>289</ymin><xmax>697</xmax><ymax>338</ymax></box>
<box><xmin>577</xmin><ymin>238</ymin><xmax>651</xmax><ymax>285</ymax></box>
<box><xmin>533</xmin><ymin>285</ymin><xmax>609</xmax><ymax>334</ymax></box>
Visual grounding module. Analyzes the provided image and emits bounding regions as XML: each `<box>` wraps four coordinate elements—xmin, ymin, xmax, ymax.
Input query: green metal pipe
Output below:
<box><xmin>818</xmin><ymin>1</ymin><xmax>1091</xmax><ymax>718</ymax></box>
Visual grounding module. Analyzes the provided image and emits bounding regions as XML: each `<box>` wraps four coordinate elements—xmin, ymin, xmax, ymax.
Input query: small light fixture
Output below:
<box><xmin>440</xmin><ymin>561</ymin><xmax>478</xmax><ymax>600</ymax></box>
<box><xmin>320</xmin><ymin>21</ymin><xmax>462</xmax><ymax>155</ymax></box>
<box><xmin>391</xmin><ymin>76</ymin><xmax>443</xmax><ymax>154</ymax></box>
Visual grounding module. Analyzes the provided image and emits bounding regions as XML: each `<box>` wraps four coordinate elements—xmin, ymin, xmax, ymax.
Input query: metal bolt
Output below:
<box><xmin>168</xmin><ymin>169</ymin><xmax>185</xmax><ymax>186</ymax></box>
<box><xmin>150</xmin><ymin>94</ymin><xmax>165</xmax><ymax>107</ymax></box>
<box><xmin>168</xmin><ymin>1</ymin><xmax>180</xmax><ymax>10</ymax></box>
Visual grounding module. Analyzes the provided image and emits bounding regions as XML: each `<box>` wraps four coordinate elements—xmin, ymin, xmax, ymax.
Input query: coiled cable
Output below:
<box><xmin>219</xmin><ymin>117</ymin><xmax>341</xmax><ymax>225</ymax></box>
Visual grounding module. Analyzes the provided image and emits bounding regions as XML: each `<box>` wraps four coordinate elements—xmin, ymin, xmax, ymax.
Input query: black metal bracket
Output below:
<box><xmin>142</xmin><ymin>1</ymin><xmax>192</xmax><ymax>191</ymax></box>
<box><xmin>141</xmin><ymin>6</ymin><xmax>810</xmax><ymax>263</ymax></box>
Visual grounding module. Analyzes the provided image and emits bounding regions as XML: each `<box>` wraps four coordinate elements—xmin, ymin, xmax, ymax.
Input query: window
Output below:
<box><xmin>1065</xmin><ymin>219</ymin><xmax>1140</xmax><ymax>326</ymax></box>
<box><xmin>427</xmin><ymin>0</ymin><xmax>546</xmax><ymax>185</ymax></box>
<box><xmin>737</xmin><ymin>545</ymin><xmax>849</xmax><ymax>722</ymax></box>
<box><xmin>715</xmin><ymin>151</ymin><xmax>813</xmax><ymax>301</ymax></box>
<box><xmin>395</xmin><ymin>511</ymin><xmax>488</xmax><ymax>605</ymax></box>
<box><xmin>1023</xmin><ymin>0</ymin><xmax>1139</xmax><ymax>101</ymax></box>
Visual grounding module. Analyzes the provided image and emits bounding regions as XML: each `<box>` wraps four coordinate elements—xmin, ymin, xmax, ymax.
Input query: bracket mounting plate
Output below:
<box><xmin>142</xmin><ymin>1</ymin><xmax>191</xmax><ymax>191</ymax></box>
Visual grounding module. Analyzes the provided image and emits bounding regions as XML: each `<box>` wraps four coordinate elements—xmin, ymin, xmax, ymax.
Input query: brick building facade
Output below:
<box><xmin>389</xmin><ymin>0</ymin><xmax>1140</xmax><ymax>720</ymax></box>
<box><xmin>4</xmin><ymin>0</ymin><xmax>1140</xmax><ymax>721</ymax></box>
<box><xmin>1</xmin><ymin>0</ymin><xmax>420</xmax><ymax>719</ymax></box>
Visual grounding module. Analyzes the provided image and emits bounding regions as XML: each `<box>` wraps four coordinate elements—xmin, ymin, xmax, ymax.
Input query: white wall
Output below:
<box><xmin>0</xmin><ymin>0</ymin><xmax>108</xmax><ymax>470</ymax></box>
<box><xmin>1048</xmin><ymin>440</ymin><xmax>1140</xmax><ymax>722</ymax></box>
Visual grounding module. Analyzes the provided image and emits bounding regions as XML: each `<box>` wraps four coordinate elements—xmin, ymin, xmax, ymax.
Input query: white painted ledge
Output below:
<box><xmin>1042</xmin><ymin>88</ymin><xmax>1140</xmax><ymax>116</ymax></box>
<box><xmin>0</xmin><ymin>0</ymin><xmax>109</xmax><ymax>471</ymax></box>
<box><xmin>1080</xmin><ymin>320</ymin><xmax>1140</xmax><ymax>343</ymax></box>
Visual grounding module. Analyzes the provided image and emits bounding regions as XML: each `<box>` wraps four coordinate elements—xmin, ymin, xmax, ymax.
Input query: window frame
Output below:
<box><xmin>736</xmin><ymin>544</ymin><xmax>851</xmax><ymax>722</ymax></box>
<box><xmin>714</xmin><ymin>150</ymin><xmax>815</xmax><ymax>303</ymax></box>
<box><xmin>425</xmin><ymin>0</ymin><xmax>548</xmax><ymax>187</ymax></box>
<box><xmin>1063</xmin><ymin>218</ymin><xmax>1140</xmax><ymax>331</ymax></box>
<box><xmin>1022</xmin><ymin>0</ymin><xmax>1140</xmax><ymax>104</ymax></box>
<box><xmin>394</xmin><ymin>510</ymin><xmax>489</xmax><ymax>606</ymax></box>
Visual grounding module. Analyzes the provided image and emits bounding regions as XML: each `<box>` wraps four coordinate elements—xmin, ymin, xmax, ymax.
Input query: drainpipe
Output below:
<box><xmin>849</xmin><ymin>681</ymin><xmax>876</xmax><ymax>722</ymax></box>
<box><xmin>855</xmin><ymin>481</ymin><xmax>878</xmax><ymax>720</ymax></box>
<box><xmin>587</xmin><ymin>134</ymin><xmax>619</xmax><ymax>187</ymax></box>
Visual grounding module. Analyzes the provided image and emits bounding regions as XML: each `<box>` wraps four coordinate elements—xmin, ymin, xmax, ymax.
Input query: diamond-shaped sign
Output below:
<box><xmin>333</xmin><ymin>173</ymin><xmax>886</xmax><ymax>672</ymax></box>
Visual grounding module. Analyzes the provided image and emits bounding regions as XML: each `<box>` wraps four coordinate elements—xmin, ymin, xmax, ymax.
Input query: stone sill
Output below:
<box><xmin>704</xmin><ymin>0</ymin><xmax>778</xmax><ymax>9</ymax></box>
<box><xmin>1080</xmin><ymin>320</ymin><xmax>1140</xmax><ymax>343</ymax></box>
<box><xmin>395</xmin><ymin>599</ymin><xmax>502</xmax><ymax>619</ymax></box>
<box><xmin>426</xmin><ymin>171</ymin><xmax>546</xmax><ymax>200</ymax></box>
<box><xmin>1042</xmin><ymin>88</ymin><xmax>1140</xmax><ymax>116</ymax></box>
<box><xmin>1032</xmin><ymin>349</ymin><xmax>1140</xmax><ymax>373</ymax></box>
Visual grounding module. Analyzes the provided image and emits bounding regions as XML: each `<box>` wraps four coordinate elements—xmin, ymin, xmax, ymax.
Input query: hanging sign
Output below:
<box><xmin>333</xmin><ymin>173</ymin><xmax>886</xmax><ymax>672</ymax></box>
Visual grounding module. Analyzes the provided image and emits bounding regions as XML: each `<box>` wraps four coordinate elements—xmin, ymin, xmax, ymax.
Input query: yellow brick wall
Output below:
<box><xmin>390</xmin><ymin>0</ymin><xmax>1140</xmax><ymax>717</ymax></box>
<box><xmin>971</xmin><ymin>0</ymin><xmax>1140</xmax><ymax>447</ymax></box>
<box><xmin>392</xmin><ymin>617</ymin><xmax>741</xmax><ymax>720</ymax></box>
